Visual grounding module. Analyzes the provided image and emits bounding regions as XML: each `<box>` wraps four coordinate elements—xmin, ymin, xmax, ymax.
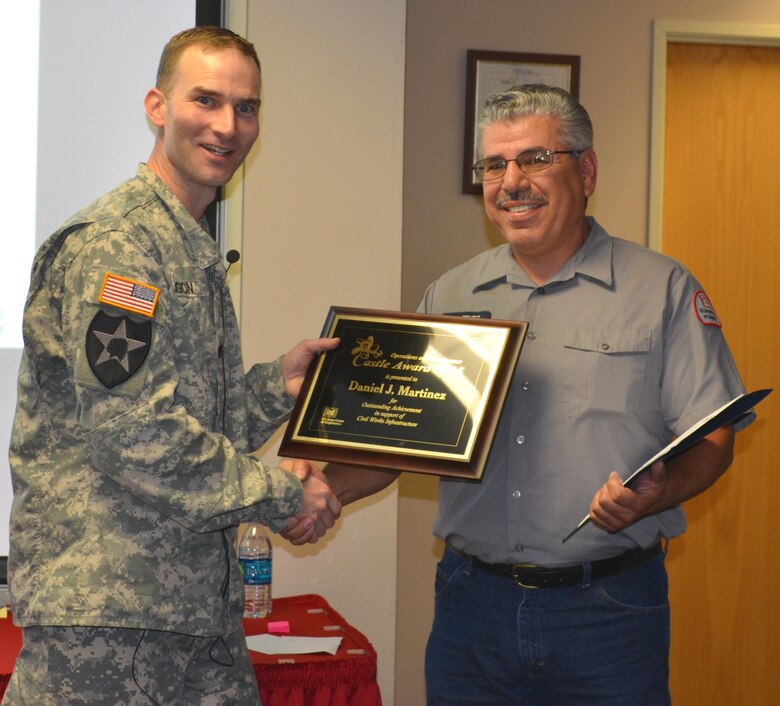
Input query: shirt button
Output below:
<box><xmin>515</xmin><ymin>543</ymin><xmax>525</xmax><ymax>552</ymax></box>
<box><xmin>601</xmin><ymin>343</ymin><xmax>610</xmax><ymax>351</ymax></box>
<box><xmin>537</xmin><ymin>287</ymin><xmax>546</xmax><ymax>295</ymax></box>
<box><xmin>512</xmin><ymin>490</ymin><xmax>522</xmax><ymax>499</ymax></box>
<box><xmin>521</xmin><ymin>381</ymin><xmax>530</xmax><ymax>391</ymax></box>
<box><xmin>527</xmin><ymin>332</ymin><xmax>536</xmax><ymax>340</ymax></box>
<box><xmin>515</xmin><ymin>435</ymin><xmax>525</xmax><ymax>445</ymax></box>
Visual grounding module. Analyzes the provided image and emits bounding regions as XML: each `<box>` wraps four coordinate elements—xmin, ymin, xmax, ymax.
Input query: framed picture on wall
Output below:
<box><xmin>463</xmin><ymin>50</ymin><xmax>580</xmax><ymax>194</ymax></box>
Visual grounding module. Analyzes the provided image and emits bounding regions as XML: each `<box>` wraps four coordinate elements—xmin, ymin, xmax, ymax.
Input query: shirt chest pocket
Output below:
<box><xmin>562</xmin><ymin>327</ymin><xmax>651</xmax><ymax>417</ymax></box>
<box><xmin>166</xmin><ymin>269</ymin><xmax>219</xmax><ymax>411</ymax></box>
<box><xmin>169</xmin><ymin>270</ymin><xmax>213</xmax><ymax>334</ymax></box>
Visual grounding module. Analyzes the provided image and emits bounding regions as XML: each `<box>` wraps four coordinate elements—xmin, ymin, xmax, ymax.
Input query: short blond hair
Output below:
<box><xmin>156</xmin><ymin>26</ymin><xmax>260</xmax><ymax>94</ymax></box>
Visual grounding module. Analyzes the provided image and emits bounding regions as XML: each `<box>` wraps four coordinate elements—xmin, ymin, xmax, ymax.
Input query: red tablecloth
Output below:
<box><xmin>0</xmin><ymin>595</ymin><xmax>381</xmax><ymax>706</ymax></box>
<box><xmin>247</xmin><ymin>594</ymin><xmax>382</xmax><ymax>706</ymax></box>
<box><xmin>0</xmin><ymin>609</ymin><xmax>22</xmax><ymax>700</ymax></box>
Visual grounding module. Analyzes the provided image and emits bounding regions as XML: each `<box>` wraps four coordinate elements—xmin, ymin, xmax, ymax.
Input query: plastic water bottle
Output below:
<box><xmin>238</xmin><ymin>523</ymin><xmax>272</xmax><ymax>618</ymax></box>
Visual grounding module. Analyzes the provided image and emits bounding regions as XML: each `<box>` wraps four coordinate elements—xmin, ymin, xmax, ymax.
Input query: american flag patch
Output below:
<box><xmin>98</xmin><ymin>272</ymin><xmax>160</xmax><ymax>318</ymax></box>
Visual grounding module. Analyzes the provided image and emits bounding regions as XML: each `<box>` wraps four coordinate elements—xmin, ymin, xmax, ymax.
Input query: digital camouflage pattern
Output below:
<box><xmin>3</xmin><ymin>625</ymin><xmax>261</xmax><ymax>705</ymax></box>
<box><xmin>8</xmin><ymin>164</ymin><xmax>303</xmax><ymax>637</ymax></box>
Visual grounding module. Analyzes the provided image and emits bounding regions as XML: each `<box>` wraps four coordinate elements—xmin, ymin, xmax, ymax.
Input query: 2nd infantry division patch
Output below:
<box><xmin>86</xmin><ymin>310</ymin><xmax>152</xmax><ymax>388</ymax></box>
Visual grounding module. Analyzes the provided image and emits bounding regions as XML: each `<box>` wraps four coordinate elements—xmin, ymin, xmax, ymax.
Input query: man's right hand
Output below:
<box><xmin>281</xmin><ymin>460</ymin><xmax>341</xmax><ymax>545</ymax></box>
<box><xmin>281</xmin><ymin>462</ymin><xmax>401</xmax><ymax>545</ymax></box>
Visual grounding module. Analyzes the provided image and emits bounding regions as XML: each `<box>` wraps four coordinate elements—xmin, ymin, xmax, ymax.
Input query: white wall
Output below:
<box><xmin>36</xmin><ymin>0</ymin><xmax>196</xmax><ymax>241</ymax></box>
<box><xmin>237</xmin><ymin>2</ymin><xmax>406</xmax><ymax>703</ymax></box>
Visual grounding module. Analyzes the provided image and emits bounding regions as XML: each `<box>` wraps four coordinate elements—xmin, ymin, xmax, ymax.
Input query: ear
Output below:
<box><xmin>579</xmin><ymin>149</ymin><xmax>598</xmax><ymax>198</ymax></box>
<box><xmin>144</xmin><ymin>87</ymin><xmax>167</xmax><ymax>128</ymax></box>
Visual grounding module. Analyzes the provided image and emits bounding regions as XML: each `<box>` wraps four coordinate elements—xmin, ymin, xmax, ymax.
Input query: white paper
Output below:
<box><xmin>245</xmin><ymin>633</ymin><xmax>342</xmax><ymax>655</ymax></box>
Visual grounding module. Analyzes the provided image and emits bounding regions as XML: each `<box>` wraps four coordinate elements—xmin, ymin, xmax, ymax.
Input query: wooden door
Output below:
<box><xmin>662</xmin><ymin>41</ymin><xmax>780</xmax><ymax>705</ymax></box>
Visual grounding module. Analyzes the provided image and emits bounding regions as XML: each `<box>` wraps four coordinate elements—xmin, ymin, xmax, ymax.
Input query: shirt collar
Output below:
<box><xmin>136</xmin><ymin>163</ymin><xmax>222</xmax><ymax>270</ymax></box>
<box><xmin>472</xmin><ymin>217</ymin><xmax>614</xmax><ymax>293</ymax></box>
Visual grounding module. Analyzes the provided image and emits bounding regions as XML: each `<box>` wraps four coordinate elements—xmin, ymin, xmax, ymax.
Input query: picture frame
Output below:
<box><xmin>462</xmin><ymin>50</ymin><xmax>581</xmax><ymax>194</ymax></box>
<box><xmin>279</xmin><ymin>307</ymin><xmax>528</xmax><ymax>479</ymax></box>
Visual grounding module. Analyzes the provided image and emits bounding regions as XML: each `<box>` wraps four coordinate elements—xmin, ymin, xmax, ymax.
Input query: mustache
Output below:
<box><xmin>495</xmin><ymin>191</ymin><xmax>547</xmax><ymax>208</ymax></box>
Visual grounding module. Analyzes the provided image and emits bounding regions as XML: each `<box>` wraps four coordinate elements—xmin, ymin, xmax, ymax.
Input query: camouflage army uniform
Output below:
<box><xmin>5</xmin><ymin>164</ymin><xmax>302</xmax><ymax>702</ymax></box>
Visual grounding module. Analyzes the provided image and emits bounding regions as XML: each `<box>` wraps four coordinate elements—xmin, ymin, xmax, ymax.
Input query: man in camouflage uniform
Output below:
<box><xmin>4</xmin><ymin>27</ymin><xmax>340</xmax><ymax>706</ymax></box>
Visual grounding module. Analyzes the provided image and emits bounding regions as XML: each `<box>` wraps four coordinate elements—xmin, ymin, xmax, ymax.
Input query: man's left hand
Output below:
<box><xmin>282</xmin><ymin>337</ymin><xmax>340</xmax><ymax>398</ymax></box>
<box><xmin>588</xmin><ymin>461</ymin><xmax>667</xmax><ymax>533</ymax></box>
<box><xmin>587</xmin><ymin>425</ymin><xmax>735</xmax><ymax>534</ymax></box>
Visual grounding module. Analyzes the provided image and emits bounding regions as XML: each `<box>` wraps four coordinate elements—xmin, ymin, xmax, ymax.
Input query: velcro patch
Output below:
<box><xmin>693</xmin><ymin>290</ymin><xmax>722</xmax><ymax>328</ymax></box>
<box><xmin>99</xmin><ymin>272</ymin><xmax>160</xmax><ymax>317</ymax></box>
<box><xmin>174</xmin><ymin>280</ymin><xmax>199</xmax><ymax>296</ymax></box>
<box><xmin>86</xmin><ymin>311</ymin><xmax>151</xmax><ymax>388</ymax></box>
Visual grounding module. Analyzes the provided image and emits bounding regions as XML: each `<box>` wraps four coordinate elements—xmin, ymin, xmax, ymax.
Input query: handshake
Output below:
<box><xmin>279</xmin><ymin>459</ymin><xmax>342</xmax><ymax>546</ymax></box>
<box><xmin>274</xmin><ymin>336</ymin><xmax>399</xmax><ymax>545</ymax></box>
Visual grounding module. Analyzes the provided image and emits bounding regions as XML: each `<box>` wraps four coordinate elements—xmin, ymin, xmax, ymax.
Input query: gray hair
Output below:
<box><xmin>475</xmin><ymin>84</ymin><xmax>593</xmax><ymax>158</ymax></box>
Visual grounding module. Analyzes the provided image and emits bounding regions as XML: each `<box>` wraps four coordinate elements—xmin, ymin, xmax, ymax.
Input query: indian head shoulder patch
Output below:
<box><xmin>693</xmin><ymin>289</ymin><xmax>722</xmax><ymax>328</ymax></box>
<box><xmin>99</xmin><ymin>272</ymin><xmax>160</xmax><ymax>318</ymax></box>
<box><xmin>86</xmin><ymin>311</ymin><xmax>152</xmax><ymax>388</ymax></box>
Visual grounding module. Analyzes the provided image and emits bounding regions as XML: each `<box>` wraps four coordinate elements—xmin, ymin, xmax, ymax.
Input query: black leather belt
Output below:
<box><xmin>465</xmin><ymin>542</ymin><xmax>664</xmax><ymax>589</ymax></box>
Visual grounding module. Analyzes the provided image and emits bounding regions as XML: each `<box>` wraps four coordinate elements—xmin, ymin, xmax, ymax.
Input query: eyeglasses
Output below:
<box><xmin>472</xmin><ymin>149</ymin><xmax>581</xmax><ymax>182</ymax></box>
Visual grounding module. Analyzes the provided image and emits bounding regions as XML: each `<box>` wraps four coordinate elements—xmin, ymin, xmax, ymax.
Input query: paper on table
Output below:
<box><xmin>246</xmin><ymin>633</ymin><xmax>342</xmax><ymax>655</ymax></box>
<box><xmin>562</xmin><ymin>388</ymin><xmax>773</xmax><ymax>543</ymax></box>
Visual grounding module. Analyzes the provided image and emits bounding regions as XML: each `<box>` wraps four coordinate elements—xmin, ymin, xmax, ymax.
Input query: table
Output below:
<box><xmin>246</xmin><ymin>594</ymin><xmax>382</xmax><ymax>706</ymax></box>
<box><xmin>0</xmin><ymin>608</ymin><xmax>21</xmax><ymax>701</ymax></box>
<box><xmin>0</xmin><ymin>594</ymin><xmax>381</xmax><ymax>706</ymax></box>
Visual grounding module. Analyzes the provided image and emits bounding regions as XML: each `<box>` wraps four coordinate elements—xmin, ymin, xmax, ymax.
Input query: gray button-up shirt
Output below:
<box><xmin>419</xmin><ymin>219</ymin><xmax>750</xmax><ymax>566</ymax></box>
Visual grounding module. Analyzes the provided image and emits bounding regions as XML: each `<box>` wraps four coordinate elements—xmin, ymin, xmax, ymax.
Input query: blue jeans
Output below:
<box><xmin>425</xmin><ymin>547</ymin><xmax>671</xmax><ymax>706</ymax></box>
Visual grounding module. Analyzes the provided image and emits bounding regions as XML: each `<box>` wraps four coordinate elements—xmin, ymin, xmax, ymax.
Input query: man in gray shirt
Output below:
<box><xmin>301</xmin><ymin>85</ymin><xmax>750</xmax><ymax>705</ymax></box>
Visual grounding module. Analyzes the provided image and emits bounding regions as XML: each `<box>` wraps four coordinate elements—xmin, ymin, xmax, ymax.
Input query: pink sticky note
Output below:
<box><xmin>267</xmin><ymin>620</ymin><xmax>290</xmax><ymax>634</ymax></box>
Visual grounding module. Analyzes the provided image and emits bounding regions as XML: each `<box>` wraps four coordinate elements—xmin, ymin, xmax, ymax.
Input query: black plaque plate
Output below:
<box><xmin>279</xmin><ymin>307</ymin><xmax>527</xmax><ymax>479</ymax></box>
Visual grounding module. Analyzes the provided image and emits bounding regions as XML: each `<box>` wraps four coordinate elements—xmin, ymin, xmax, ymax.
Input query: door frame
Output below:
<box><xmin>223</xmin><ymin>0</ymin><xmax>248</xmax><ymax>316</ymax></box>
<box><xmin>648</xmin><ymin>20</ymin><xmax>780</xmax><ymax>252</ymax></box>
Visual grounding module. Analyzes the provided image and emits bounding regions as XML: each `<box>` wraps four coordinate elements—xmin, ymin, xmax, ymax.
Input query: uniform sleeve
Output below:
<box><xmin>243</xmin><ymin>358</ymin><xmax>296</xmax><ymax>448</ymax></box>
<box><xmin>660</xmin><ymin>268</ymin><xmax>751</xmax><ymax>435</ymax></box>
<box><xmin>63</xmin><ymin>233</ymin><xmax>302</xmax><ymax>533</ymax></box>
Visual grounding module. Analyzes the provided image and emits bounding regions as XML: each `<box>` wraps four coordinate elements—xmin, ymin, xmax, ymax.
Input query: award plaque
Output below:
<box><xmin>279</xmin><ymin>307</ymin><xmax>528</xmax><ymax>479</ymax></box>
